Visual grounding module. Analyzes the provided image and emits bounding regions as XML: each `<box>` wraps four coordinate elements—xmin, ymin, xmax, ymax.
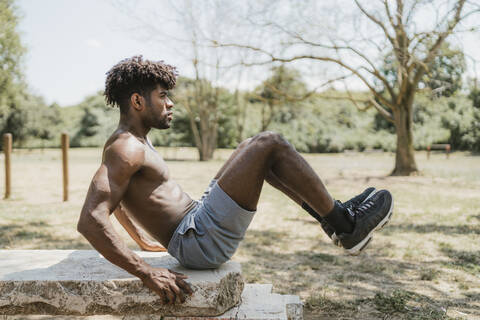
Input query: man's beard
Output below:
<box><xmin>155</xmin><ymin>117</ymin><xmax>170</xmax><ymax>129</ymax></box>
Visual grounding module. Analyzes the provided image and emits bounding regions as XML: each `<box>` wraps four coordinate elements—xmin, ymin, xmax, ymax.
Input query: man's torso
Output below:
<box><xmin>104</xmin><ymin>130</ymin><xmax>196</xmax><ymax>247</ymax></box>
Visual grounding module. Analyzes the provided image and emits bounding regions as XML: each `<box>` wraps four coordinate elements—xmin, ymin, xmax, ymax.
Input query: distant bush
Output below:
<box><xmin>5</xmin><ymin>81</ymin><xmax>479</xmax><ymax>155</ymax></box>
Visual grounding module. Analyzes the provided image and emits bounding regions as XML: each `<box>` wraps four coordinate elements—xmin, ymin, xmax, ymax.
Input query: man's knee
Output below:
<box><xmin>237</xmin><ymin>137</ymin><xmax>253</xmax><ymax>149</ymax></box>
<box><xmin>252</xmin><ymin>131</ymin><xmax>289</xmax><ymax>149</ymax></box>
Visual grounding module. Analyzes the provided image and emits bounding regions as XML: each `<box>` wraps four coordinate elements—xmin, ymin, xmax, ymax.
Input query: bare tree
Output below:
<box><xmin>217</xmin><ymin>0</ymin><xmax>480</xmax><ymax>175</ymax></box>
<box><xmin>113</xmin><ymin>0</ymin><xmax>246</xmax><ymax>161</ymax></box>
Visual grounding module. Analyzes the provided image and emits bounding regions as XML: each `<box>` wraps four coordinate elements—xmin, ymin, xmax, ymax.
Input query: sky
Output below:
<box><xmin>16</xmin><ymin>0</ymin><xmax>480</xmax><ymax>107</ymax></box>
<box><xmin>17</xmin><ymin>0</ymin><xmax>183</xmax><ymax>106</ymax></box>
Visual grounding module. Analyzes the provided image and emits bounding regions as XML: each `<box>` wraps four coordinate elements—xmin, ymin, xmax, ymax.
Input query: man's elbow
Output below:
<box><xmin>77</xmin><ymin>211</ymin><xmax>97</xmax><ymax>237</ymax></box>
<box><xmin>77</xmin><ymin>215</ymin><xmax>89</xmax><ymax>236</ymax></box>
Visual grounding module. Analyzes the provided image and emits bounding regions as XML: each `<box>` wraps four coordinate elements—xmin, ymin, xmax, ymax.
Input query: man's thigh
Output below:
<box><xmin>217</xmin><ymin>133</ymin><xmax>277</xmax><ymax>211</ymax></box>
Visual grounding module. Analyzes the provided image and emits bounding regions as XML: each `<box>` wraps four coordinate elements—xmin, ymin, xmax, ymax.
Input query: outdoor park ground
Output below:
<box><xmin>0</xmin><ymin>147</ymin><xmax>479</xmax><ymax>319</ymax></box>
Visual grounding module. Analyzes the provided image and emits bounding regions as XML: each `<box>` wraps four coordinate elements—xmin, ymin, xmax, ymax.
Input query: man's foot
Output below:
<box><xmin>303</xmin><ymin>187</ymin><xmax>377</xmax><ymax>241</ymax></box>
<box><xmin>331</xmin><ymin>187</ymin><xmax>377</xmax><ymax>246</ymax></box>
<box><xmin>337</xmin><ymin>190</ymin><xmax>393</xmax><ymax>255</ymax></box>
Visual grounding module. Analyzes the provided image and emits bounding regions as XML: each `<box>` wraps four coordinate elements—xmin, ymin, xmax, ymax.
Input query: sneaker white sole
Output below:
<box><xmin>344</xmin><ymin>193</ymin><xmax>394</xmax><ymax>256</ymax></box>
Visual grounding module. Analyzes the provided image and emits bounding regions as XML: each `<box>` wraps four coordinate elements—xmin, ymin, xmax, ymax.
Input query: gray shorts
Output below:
<box><xmin>167</xmin><ymin>180</ymin><xmax>256</xmax><ymax>269</ymax></box>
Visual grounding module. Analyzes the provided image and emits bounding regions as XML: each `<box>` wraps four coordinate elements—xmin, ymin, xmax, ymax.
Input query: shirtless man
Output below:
<box><xmin>77</xmin><ymin>56</ymin><xmax>393</xmax><ymax>305</ymax></box>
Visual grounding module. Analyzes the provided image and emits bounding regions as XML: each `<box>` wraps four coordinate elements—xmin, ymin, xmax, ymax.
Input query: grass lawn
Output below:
<box><xmin>0</xmin><ymin>147</ymin><xmax>479</xmax><ymax>319</ymax></box>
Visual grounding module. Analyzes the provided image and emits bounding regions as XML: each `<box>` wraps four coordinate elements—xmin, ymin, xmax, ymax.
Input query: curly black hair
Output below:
<box><xmin>104</xmin><ymin>55</ymin><xmax>178</xmax><ymax>112</ymax></box>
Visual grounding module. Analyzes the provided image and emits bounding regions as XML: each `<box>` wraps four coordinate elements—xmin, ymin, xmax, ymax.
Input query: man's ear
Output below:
<box><xmin>130</xmin><ymin>93</ymin><xmax>145</xmax><ymax>111</ymax></box>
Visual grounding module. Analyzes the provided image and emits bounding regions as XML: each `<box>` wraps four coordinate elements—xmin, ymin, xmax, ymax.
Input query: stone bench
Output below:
<box><xmin>0</xmin><ymin>250</ymin><xmax>243</xmax><ymax>317</ymax></box>
<box><xmin>0</xmin><ymin>250</ymin><xmax>303</xmax><ymax>319</ymax></box>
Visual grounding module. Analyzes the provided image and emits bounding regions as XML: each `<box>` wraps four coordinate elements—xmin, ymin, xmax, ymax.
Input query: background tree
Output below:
<box><xmin>375</xmin><ymin>41</ymin><xmax>466</xmax><ymax>132</ymax></box>
<box><xmin>172</xmin><ymin>77</ymin><xmax>237</xmax><ymax>159</ymax></box>
<box><xmin>380</xmin><ymin>41</ymin><xmax>466</xmax><ymax>99</ymax></box>
<box><xmin>251</xmin><ymin>65</ymin><xmax>308</xmax><ymax>131</ymax></box>
<box><xmin>421</xmin><ymin>42</ymin><xmax>465</xmax><ymax>98</ymax></box>
<box><xmin>468</xmin><ymin>78</ymin><xmax>480</xmax><ymax>109</ymax></box>
<box><xmin>0</xmin><ymin>0</ymin><xmax>24</xmax><ymax>99</ymax></box>
<box><xmin>71</xmin><ymin>92</ymin><xmax>117</xmax><ymax>147</ymax></box>
<box><xmin>115</xmin><ymin>0</ymin><xmax>246</xmax><ymax>160</ymax></box>
<box><xmin>0</xmin><ymin>0</ymin><xmax>26</xmax><ymax>147</ymax></box>
<box><xmin>220</xmin><ymin>0</ymin><xmax>479</xmax><ymax>175</ymax></box>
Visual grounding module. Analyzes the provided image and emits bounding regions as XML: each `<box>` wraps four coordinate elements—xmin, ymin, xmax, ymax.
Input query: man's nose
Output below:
<box><xmin>166</xmin><ymin>97</ymin><xmax>174</xmax><ymax>109</ymax></box>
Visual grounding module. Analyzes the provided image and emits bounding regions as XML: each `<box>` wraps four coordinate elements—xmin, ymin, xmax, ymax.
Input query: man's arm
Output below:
<box><xmin>77</xmin><ymin>140</ymin><xmax>191</xmax><ymax>303</ymax></box>
<box><xmin>113</xmin><ymin>205</ymin><xmax>167</xmax><ymax>252</ymax></box>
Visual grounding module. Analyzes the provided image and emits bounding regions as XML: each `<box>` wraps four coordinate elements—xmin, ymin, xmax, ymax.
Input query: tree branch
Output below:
<box><xmin>369</xmin><ymin>97</ymin><xmax>395</xmax><ymax>123</ymax></box>
<box><xmin>316</xmin><ymin>93</ymin><xmax>371</xmax><ymax>112</ymax></box>
<box><xmin>413</xmin><ymin>0</ymin><xmax>466</xmax><ymax>86</ymax></box>
<box><xmin>317</xmin><ymin>91</ymin><xmax>395</xmax><ymax>123</ymax></box>
<box><xmin>383</xmin><ymin>0</ymin><xmax>396</xmax><ymax>30</ymax></box>
<box><xmin>258</xmin><ymin>73</ymin><xmax>356</xmax><ymax>103</ymax></box>
<box><xmin>355</xmin><ymin>0</ymin><xmax>395</xmax><ymax>46</ymax></box>
<box><xmin>218</xmin><ymin>42</ymin><xmax>396</xmax><ymax>109</ymax></box>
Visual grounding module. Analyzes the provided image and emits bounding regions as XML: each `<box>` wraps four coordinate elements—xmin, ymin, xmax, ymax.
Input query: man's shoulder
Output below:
<box><xmin>103</xmin><ymin>132</ymin><xmax>146</xmax><ymax>170</ymax></box>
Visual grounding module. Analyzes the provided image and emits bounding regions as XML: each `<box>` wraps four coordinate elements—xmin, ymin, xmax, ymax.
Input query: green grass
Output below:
<box><xmin>0</xmin><ymin>148</ymin><xmax>479</xmax><ymax>319</ymax></box>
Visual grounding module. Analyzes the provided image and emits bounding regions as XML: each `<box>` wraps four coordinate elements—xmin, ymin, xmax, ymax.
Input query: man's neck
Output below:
<box><xmin>118</xmin><ymin>113</ymin><xmax>150</xmax><ymax>142</ymax></box>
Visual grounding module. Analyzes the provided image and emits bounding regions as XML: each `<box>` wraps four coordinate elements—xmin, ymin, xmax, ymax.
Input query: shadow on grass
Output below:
<box><xmin>285</xmin><ymin>219</ymin><xmax>480</xmax><ymax>236</ymax></box>
<box><xmin>438</xmin><ymin>243</ymin><xmax>480</xmax><ymax>275</ymax></box>
<box><xmin>0</xmin><ymin>223</ymin><xmax>90</xmax><ymax>249</ymax></box>
<box><xmin>385</xmin><ymin>223</ymin><xmax>480</xmax><ymax>235</ymax></box>
<box><xmin>239</xmin><ymin>229</ymin><xmax>400</xmax><ymax>291</ymax></box>
<box><xmin>239</xmin><ymin>229</ymin><xmax>480</xmax><ymax>319</ymax></box>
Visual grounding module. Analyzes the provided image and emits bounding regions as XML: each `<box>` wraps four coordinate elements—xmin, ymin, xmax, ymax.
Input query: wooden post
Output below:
<box><xmin>61</xmin><ymin>133</ymin><xmax>69</xmax><ymax>202</ymax></box>
<box><xmin>426</xmin><ymin>145</ymin><xmax>431</xmax><ymax>160</ymax></box>
<box><xmin>446</xmin><ymin>144</ymin><xmax>451</xmax><ymax>159</ymax></box>
<box><xmin>3</xmin><ymin>133</ymin><xmax>12</xmax><ymax>199</ymax></box>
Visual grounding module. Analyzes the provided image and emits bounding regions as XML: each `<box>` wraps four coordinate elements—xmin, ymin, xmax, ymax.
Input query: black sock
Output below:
<box><xmin>323</xmin><ymin>201</ymin><xmax>354</xmax><ymax>234</ymax></box>
<box><xmin>301</xmin><ymin>202</ymin><xmax>324</xmax><ymax>223</ymax></box>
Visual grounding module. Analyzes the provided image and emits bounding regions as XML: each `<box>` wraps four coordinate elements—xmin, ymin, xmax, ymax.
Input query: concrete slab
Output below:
<box><xmin>208</xmin><ymin>284</ymin><xmax>303</xmax><ymax>320</ymax></box>
<box><xmin>0</xmin><ymin>250</ymin><xmax>243</xmax><ymax>317</ymax></box>
<box><xmin>2</xmin><ymin>284</ymin><xmax>304</xmax><ymax>320</ymax></box>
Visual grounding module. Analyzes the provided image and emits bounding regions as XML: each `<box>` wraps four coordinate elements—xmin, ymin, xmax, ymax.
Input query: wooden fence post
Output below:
<box><xmin>61</xmin><ymin>133</ymin><xmax>69</xmax><ymax>202</ymax></box>
<box><xmin>3</xmin><ymin>133</ymin><xmax>12</xmax><ymax>199</ymax></box>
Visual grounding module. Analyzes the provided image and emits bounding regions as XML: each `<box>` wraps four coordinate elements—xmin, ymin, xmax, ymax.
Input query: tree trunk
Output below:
<box><xmin>392</xmin><ymin>104</ymin><xmax>418</xmax><ymax>176</ymax></box>
<box><xmin>197</xmin><ymin>121</ymin><xmax>217</xmax><ymax>161</ymax></box>
<box><xmin>198</xmin><ymin>136</ymin><xmax>215</xmax><ymax>161</ymax></box>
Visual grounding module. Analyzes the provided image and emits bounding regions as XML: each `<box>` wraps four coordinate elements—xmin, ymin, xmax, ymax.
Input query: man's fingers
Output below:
<box><xmin>177</xmin><ymin>278</ymin><xmax>193</xmax><ymax>295</ymax></box>
<box><xmin>170</xmin><ymin>283</ymin><xmax>185</xmax><ymax>303</ymax></box>
<box><xmin>165</xmin><ymin>289</ymin><xmax>176</xmax><ymax>305</ymax></box>
<box><xmin>146</xmin><ymin>282</ymin><xmax>169</xmax><ymax>304</ymax></box>
<box><xmin>153</xmin><ymin>289</ymin><xmax>167</xmax><ymax>304</ymax></box>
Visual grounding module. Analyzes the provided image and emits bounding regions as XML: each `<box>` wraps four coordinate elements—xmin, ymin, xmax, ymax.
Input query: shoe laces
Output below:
<box><xmin>346</xmin><ymin>201</ymin><xmax>358</xmax><ymax>210</ymax></box>
<box><xmin>351</xmin><ymin>199</ymin><xmax>374</xmax><ymax>217</ymax></box>
<box><xmin>345</xmin><ymin>197</ymin><xmax>364</xmax><ymax>210</ymax></box>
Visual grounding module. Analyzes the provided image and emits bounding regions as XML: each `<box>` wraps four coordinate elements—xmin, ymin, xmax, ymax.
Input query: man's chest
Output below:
<box><xmin>138</xmin><ymin>146</ymin><xmax>170</xmax><ymax>181</ymax></box>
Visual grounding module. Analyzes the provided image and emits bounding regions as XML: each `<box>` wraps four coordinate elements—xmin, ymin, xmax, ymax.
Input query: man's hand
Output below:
<box><xmin>140</xmin><ymin>242</ymin><xmax>167</xmax><ymax>252</ymax></box>
<box><xmin>141</xmin><ymin>267</ymin><xmax>193</xmax><ymax>304</ymax></box>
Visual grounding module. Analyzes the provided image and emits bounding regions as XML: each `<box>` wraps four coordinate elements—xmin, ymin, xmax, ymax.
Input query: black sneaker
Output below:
<box><xmin>337</xmin><ymin>190</ymin><xmax>394</xmax><ymax>255</ymax></box>
<box><xmin>343</xmin><ymin>187</ymin><xmax>377</xmax><ymax>209</ymax></box>
<box><xmin>320</xmin><ymin>218</ymin><xmax>336</xmax><ymax>239</ymax></box>
<box><xmin>304</xmin><ymin>187</ymin><xmax>376</xmax><ymax>241</ymax></box>
<box><xmin>331</xmin><ymin>187</ymin><xmax>377</xmax><ymax>246</ymax></box>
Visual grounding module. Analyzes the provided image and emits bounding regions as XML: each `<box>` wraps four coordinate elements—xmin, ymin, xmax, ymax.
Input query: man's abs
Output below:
<box><xmin>120</xmin><ymin>179</ymin><xmax>197</xmax><ymax>247</ymax></box>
